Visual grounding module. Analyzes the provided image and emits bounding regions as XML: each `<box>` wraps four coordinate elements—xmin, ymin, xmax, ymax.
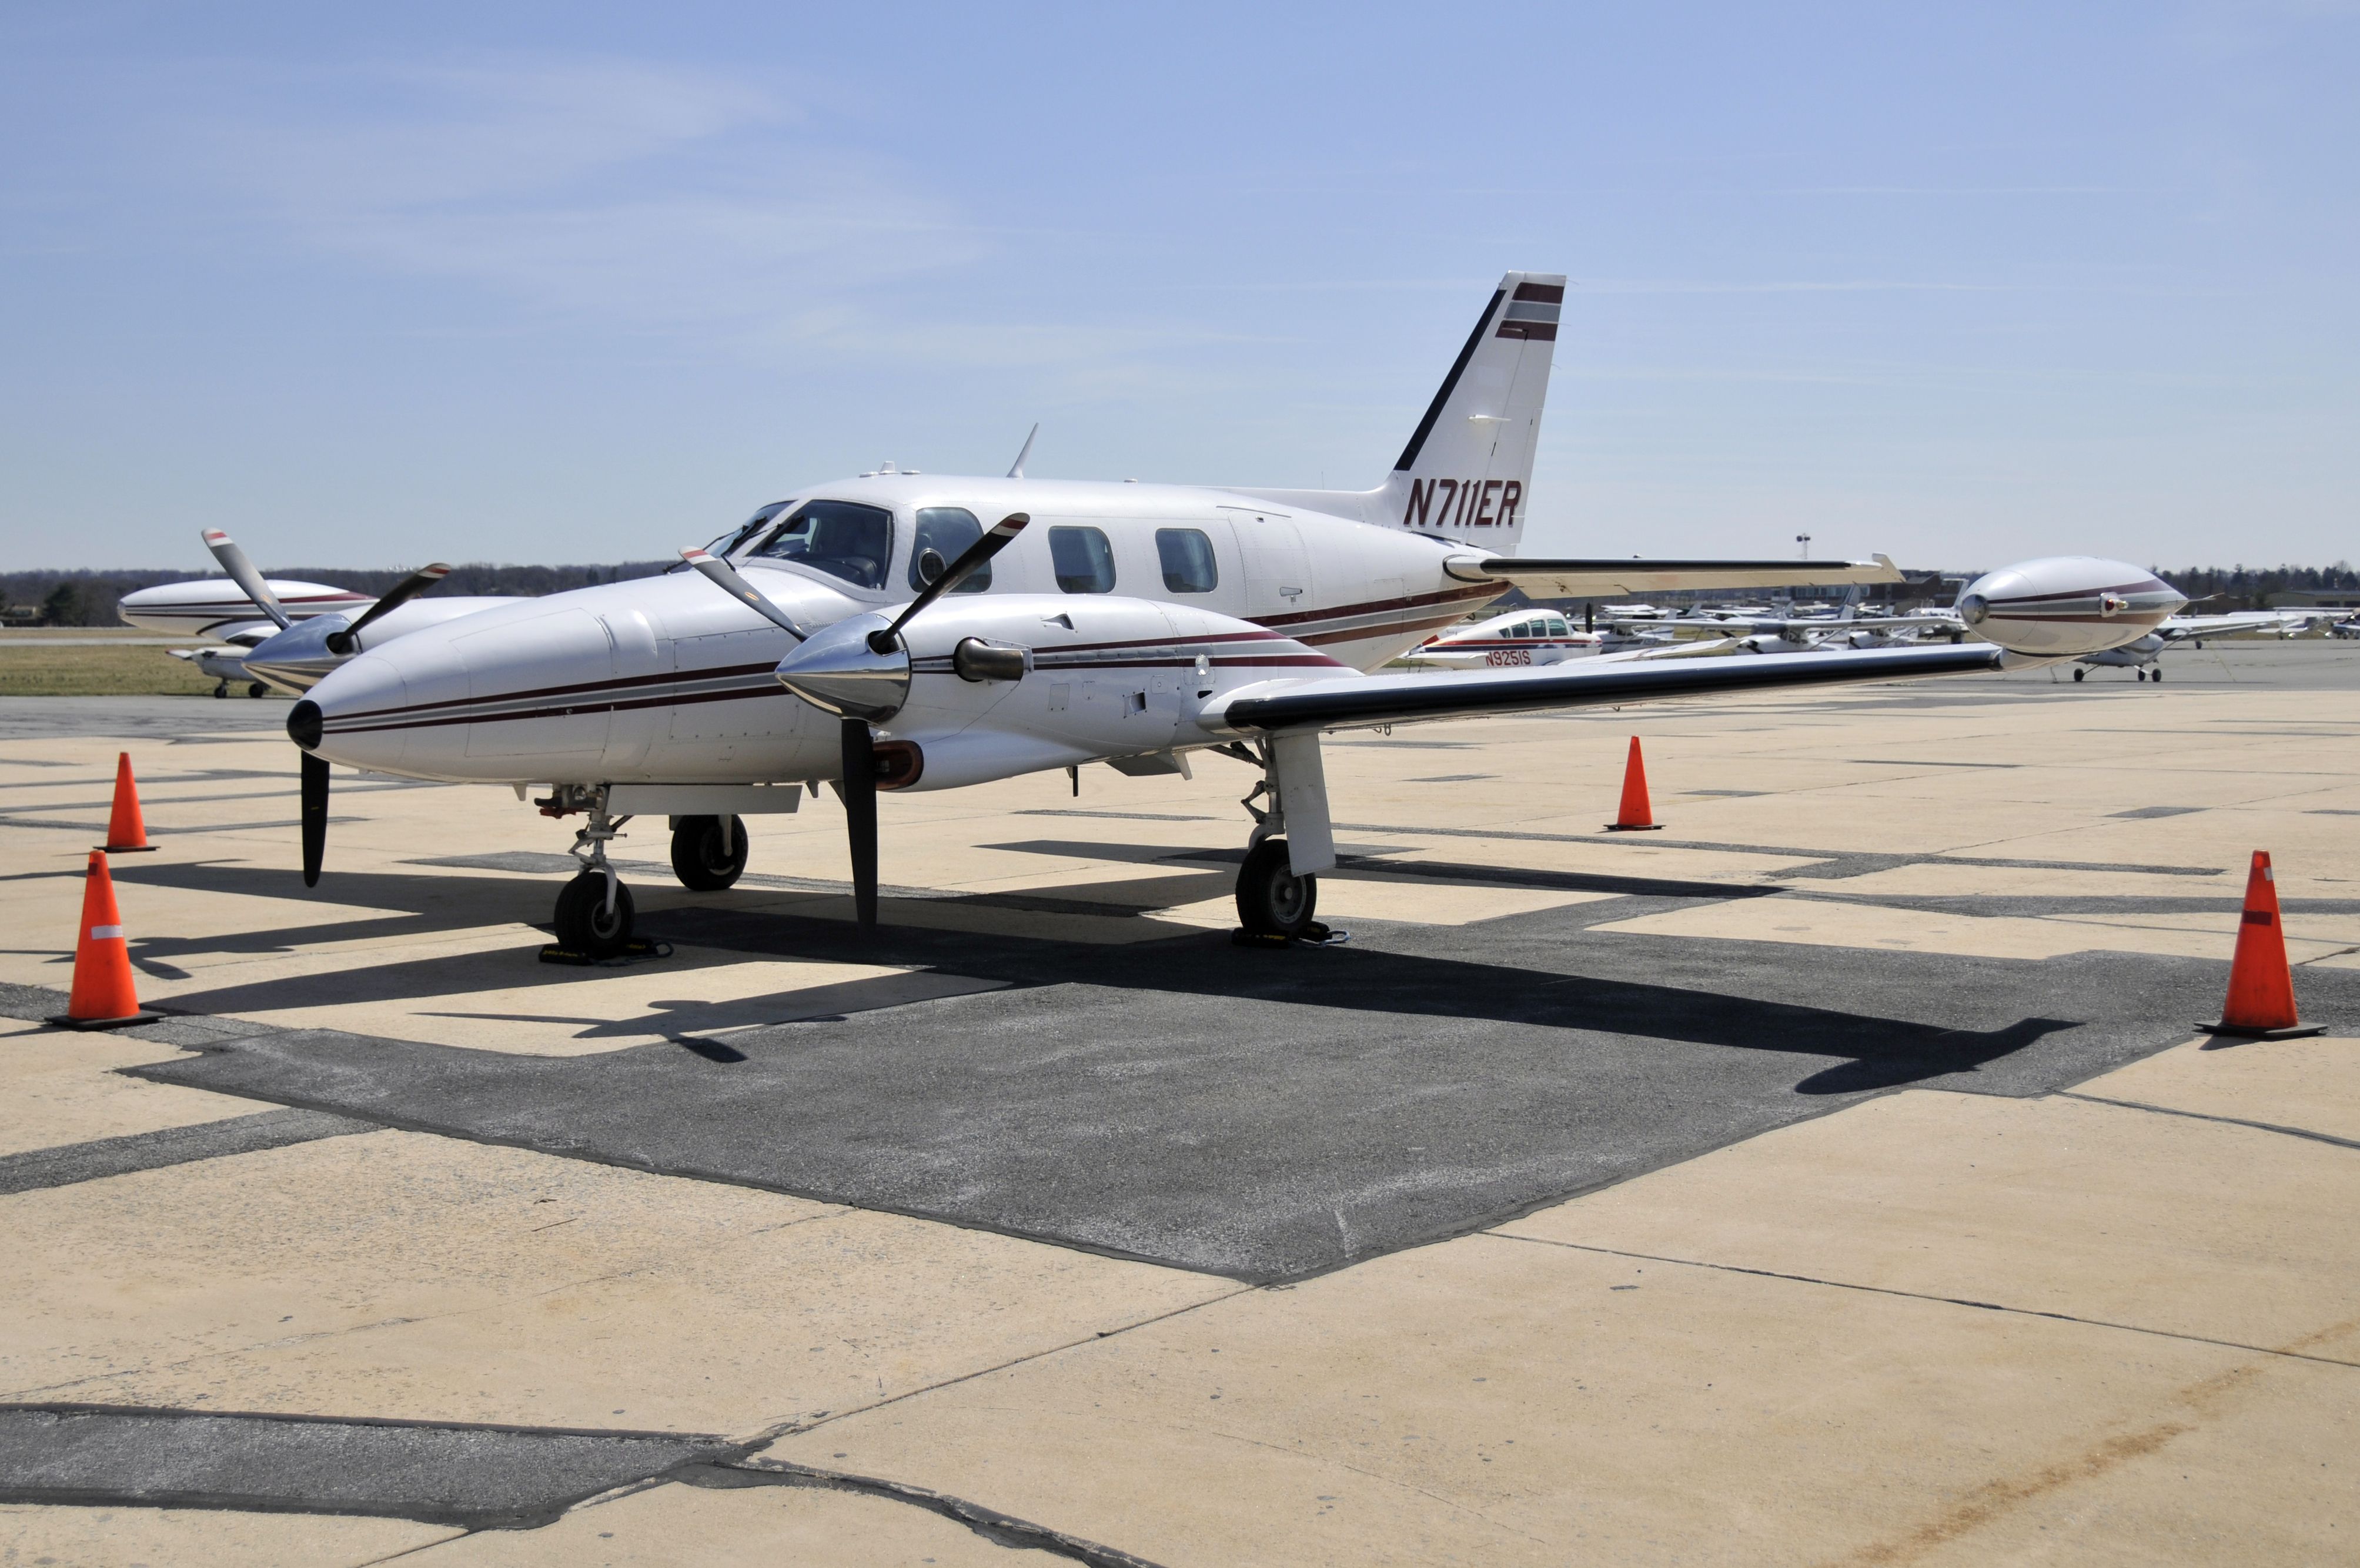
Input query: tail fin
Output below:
<box><xmin>1224</xmin><ymin>271</ymin><xmax>1562</xmax><ymax>554</ymax></box>
<box><xmin>1383</xmin><ymin>272</ymin><xmax>1560</xmax><ymax>553</ymax></box>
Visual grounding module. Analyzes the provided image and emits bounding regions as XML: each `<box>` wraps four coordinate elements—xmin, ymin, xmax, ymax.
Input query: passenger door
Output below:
<box><xmin>1222</xmin><ymin>507</ymin><xmax>1311</xmax><ymax>623</ymax></box>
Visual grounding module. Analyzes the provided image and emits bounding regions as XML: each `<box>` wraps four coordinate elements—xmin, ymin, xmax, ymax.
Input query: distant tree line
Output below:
<box><xmin>2152</xmin><ymin>563</ymin><xmax>2359</xmax><ymax>611</ymax></box>
<box><xmin>0</xmin><ymin>562</ymin><xmax>674</xmax><ymax>627</ymax></box>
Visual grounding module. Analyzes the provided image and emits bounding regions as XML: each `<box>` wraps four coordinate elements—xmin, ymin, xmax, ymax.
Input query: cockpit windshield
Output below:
<box><xmin>748</xmin><ymin>500</ymin><xmax>894</xmax><ymax>590</ymax></box>
<box><xmin>704</xmin><ymin>502</ymin><xmax>791</xmax><ymax>559</ymax></box>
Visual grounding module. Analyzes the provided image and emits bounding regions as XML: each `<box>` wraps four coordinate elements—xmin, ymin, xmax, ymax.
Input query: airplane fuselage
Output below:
<box><xmin>303</xmin><ymin>475</ymin><xmax>1505</xmax><ymax>787</ymax></box>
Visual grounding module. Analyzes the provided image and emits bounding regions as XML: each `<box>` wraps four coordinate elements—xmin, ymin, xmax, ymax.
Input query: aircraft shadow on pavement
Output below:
<box><xmin>105</xmin><ymin>851</ymin><xmax>2186</xmax><ymax>1098</ymax></box>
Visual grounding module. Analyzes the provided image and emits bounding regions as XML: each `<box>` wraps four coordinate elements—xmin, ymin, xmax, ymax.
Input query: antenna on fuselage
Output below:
<box><xmin>1007</xmin><ymin>423</ymin><xmax>1039</xmax><ymax>479</ymax></box>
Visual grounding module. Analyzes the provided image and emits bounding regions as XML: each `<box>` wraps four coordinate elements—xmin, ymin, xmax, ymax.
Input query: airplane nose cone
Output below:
<box><xmin>775</xmin><ymin>614</ymin><xmax>910</xmax><ymax>720</ymax></box>
<box><xmin>288</xmin><ymin>700</ymin><xmax>323</xmax><ymax>751</ymax></box>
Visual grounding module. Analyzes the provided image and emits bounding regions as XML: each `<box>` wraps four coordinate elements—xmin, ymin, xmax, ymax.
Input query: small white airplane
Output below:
<box><xmin>1405</xmin><ymin>607</ymin><xmax>1603</xmax><ymax>667</ymax></box>
<box><xmin>280</xmin><ymin>272</ymin><xmax>2185</xmax><ymax>952</ymax></box>
<box><xmin>2070</xmin><ymin>609</ymin><xmax>2325</xmax><ymax>681</ymax></box>
<box><xmin>121</xmin><ymin>534</ymin><xmax>520</xmax><ymax>696</ymax></box>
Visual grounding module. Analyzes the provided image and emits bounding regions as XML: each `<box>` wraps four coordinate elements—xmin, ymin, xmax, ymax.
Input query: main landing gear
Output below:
<box><xmin>1217</xmin><ymin>737</ymin><xmax>1334</xmax><ymax>941</ymax></box>
<box><xmin>670</xmin><ymin>814</ymin><xmax>748</xmax><ymax>891</ymax></box>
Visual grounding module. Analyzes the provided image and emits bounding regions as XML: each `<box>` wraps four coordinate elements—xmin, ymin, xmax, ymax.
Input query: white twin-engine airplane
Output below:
<box><xmin>282</xmin><ymin>272</ymin><xmax>2184</xmax><ymax>953</ymax></box>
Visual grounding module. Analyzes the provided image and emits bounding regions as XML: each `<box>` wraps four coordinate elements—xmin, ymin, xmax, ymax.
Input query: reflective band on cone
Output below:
<box><xmin>2201</xmin><ymin>850</ymin><xmax>2321</xmax><ymax>1041</ymax></box>
<box><xmin>101</xmin><ymin>751</ymin><xmax>155</xmax><ymax>853</ymax></box>
<box><xmin>50</xmin><ymin>850</ymin><xmax>159</xmax><ymax>1031</ymax></box>
<box><xmin>1604</xmin><ymin>736</ymin><xmax>1663</xmax><ymax>832</ymax></box>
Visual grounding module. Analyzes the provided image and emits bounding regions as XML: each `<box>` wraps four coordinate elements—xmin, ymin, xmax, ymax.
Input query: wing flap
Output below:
<box><xmin>1223</xmin><ymin>641</ymin><xmax>2004</xmax><ymax>734</ymax></box>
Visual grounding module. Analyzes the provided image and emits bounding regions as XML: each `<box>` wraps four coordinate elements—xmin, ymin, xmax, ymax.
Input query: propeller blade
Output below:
<box><xmin>870</xmin><ymin>513</ymin><xmax>1029</xmax><ymax>653</ymax></box>
<box><xmin>202</xmin><ymin>529</ymin><xmax>291</xmax><ymax>630</ymax></box>
<box><xmin>1006</xmin><ymin>422</ymin><xmax>1038</xmax><ymax>479</ymax></box>
<box><xmin>327</xmin><ymin>563</ymin><xmax>450</xmax><ymax>655</ymax></box>
<box><xmin>300</xmin><ymin>751</ymin><xmax>329</xmax><ymax>888</ymax></box>
<box><xmin>680</xmin><ymin>547</ymin><xmax>808</xmax><ymax>640</ymax></box>
<box><xmin>840</xmin><ymin>717</ymin><xmax>879</xmax><ymax>929</ymax></box>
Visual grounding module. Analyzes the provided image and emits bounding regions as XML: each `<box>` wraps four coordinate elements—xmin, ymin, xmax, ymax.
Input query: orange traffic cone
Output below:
<box><xmin>51</xmin><ymin>851</ymin><xmax>159</xmax><ymax>1030</ymax></box>
<box><xmin>1604</xmin><ymin>737</ymin><xmax>1663</xmax><ymax>832</ymax></box>
<box><xmin>101</xmin><ymin>751</ymin><xmax>155</xmax><ymax>853</ymax></box>
<box><xmin>2200</xmin><ymin>851</ymin><xmax>2321</xmax><ymax>1040</ymax></box>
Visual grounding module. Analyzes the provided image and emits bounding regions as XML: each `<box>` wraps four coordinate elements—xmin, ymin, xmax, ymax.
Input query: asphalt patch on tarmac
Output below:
<box><xmin>109</xmin><ymin>894</ymin><xmax>2360</xmax><ymax>1284</ymax></box>
<box><xmin>0</xmin><ymin>1405</ymin><xmax>736</xmax><ymax>1529</ymax></box>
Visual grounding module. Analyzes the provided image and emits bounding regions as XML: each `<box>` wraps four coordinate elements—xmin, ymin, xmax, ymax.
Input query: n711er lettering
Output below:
<box><xmin>1401</xmin><ymin>477</ymin><xmax>1520</xmax><ymax>529</ymax></box>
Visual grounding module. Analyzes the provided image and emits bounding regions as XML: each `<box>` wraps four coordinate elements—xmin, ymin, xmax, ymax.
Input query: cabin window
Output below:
<box><xmin>752</xmin><ymin>500</ymin><xmax>893</xmax><ymax>590</ymax></box>
<box><xmin>1155</xmin><ymin>529</ymin><xmax>1218</xmax><ymax>594</ymax></box>
<box><xmin>1506</xmin><ymin>622</ymin><xmax>1529</xmax><ymax>639</ymax></box>
<box><xmin>1546</xmin><ymin>616</ymin><xmax>1570</xmax><ymax>637</ymax></box>
<box><xmin>1049</xmin><ymin>526</ymin><xmax>1117</xmax><ymax>594</ymax></box>
<box><xmin>908</xmin><ymin>507</ymin><xmax>992</xmax><ymax>593</ymax></box>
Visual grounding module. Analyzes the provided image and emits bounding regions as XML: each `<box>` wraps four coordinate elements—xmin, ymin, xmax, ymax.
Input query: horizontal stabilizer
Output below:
<box><xmin>1461</xmin><ymin>555</ymin><xmax>1904</xmax><ymax>598</ymax></box>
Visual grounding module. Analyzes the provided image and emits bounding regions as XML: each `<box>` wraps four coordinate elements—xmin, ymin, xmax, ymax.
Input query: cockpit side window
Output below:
<box><xmin>1546</xmin><ymin>615</ymin><xmax>1570</xmax><ymax>637</ymax></box>
<box><xmin>751</xmin><ymin>500</ymin><xmax>894</xmax><ymax>590</ymax></box>
<box><xmin>908</xmin><ymin>507</ymin><xmax>991</xmax><ymax>593</ymax></box>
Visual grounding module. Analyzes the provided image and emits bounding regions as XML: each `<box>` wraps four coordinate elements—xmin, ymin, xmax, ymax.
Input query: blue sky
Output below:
<box><xmin>2</xmin><ymin>2</ymin><xmax>2354</xmax><ymax>571</ymax></box>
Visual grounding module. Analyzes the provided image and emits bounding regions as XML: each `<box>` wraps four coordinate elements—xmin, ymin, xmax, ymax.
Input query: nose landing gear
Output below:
<box><xmin>541</xmin><ymin>785</ymin><xmax>638</xmax><ymax>957</ymax></box>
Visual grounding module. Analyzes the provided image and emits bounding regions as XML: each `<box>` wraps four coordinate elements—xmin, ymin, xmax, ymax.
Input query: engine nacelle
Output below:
<box><xmin>1955</xmin><ymin>557</ymin><xmax>2185</xmax><ymax>657</ymax></box>
<box><xmin>778</xmin><ymin>593</ymin><xmax>1342</xmax><ymax>791</ymax></box>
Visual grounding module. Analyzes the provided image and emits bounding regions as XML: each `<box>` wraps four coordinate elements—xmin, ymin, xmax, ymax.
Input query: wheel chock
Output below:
<box><xmin>1228</xmin><ymin>922</ymin><xmax>1351</xmax><ymax>950</ymax></box>
<box><xmin>539</xmin><ymin>938</ymin><xmax>675</xmax><ymax>968</ymax></box>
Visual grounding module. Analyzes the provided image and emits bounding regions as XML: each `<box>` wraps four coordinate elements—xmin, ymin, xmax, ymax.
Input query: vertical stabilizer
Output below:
<box><xmin>1226</xmin><ymin>272</ymin><xmax>1561</xmax><ymax>555</ymax></box>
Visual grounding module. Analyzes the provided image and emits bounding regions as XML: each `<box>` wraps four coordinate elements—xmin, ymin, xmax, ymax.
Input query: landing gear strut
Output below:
<box><xmin>1219</xmin><ymin>738</ymin><xmax>1327</xmax><ymax>940</ymax></box>
<box><xmin>670</xmin><ymin>814</ymin><xmax>748</xmax><ymax>891</ymax></box>
<box><xmin>543</xmin><ymin>785</ymin><xmax>637</xmax><ymax>957</ymax></box>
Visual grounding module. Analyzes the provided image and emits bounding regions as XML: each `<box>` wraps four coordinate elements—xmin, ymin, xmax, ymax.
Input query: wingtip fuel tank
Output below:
<box><xmin>1955</xmin><ymin>557</ymin><xmax>2187</xmax><ymax>657</ymax></box>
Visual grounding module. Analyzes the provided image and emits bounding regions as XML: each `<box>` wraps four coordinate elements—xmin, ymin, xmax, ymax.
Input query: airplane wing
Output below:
<box><xmin>209</xmin><ymin>622</ymin><xmax>284</xmax><ymax>647</ymax></box>
<box><xmin>1458</xmin><ymin>554</ymin><xmax>1903</xmax><ymax>598</ymax></box>
<box><xmin>1222</xmin><ymin>640</ymin><xmax>2004</xmax><ymax>735</ymax></box>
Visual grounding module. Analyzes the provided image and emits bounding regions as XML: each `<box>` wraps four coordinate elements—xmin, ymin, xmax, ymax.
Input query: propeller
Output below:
<box><xmin>840</xmin><ymin>719</ymin><xmax>880</xmax><ymax>928</ymax></box>
<box><xmin>202</xmin><ymin>529</ymin><xmax>291</xmax><ymax>630</ymax></box>
<box><xmin>681</xmin><ymin>515</ymin><xmax>1028</xmax><ymax>932</ymax></box>
<box><xmin>326</xmin><ymin>563</ymin><xmax>451</xmax><ymax>655</ymax></box>
<box><xmin>678</xmin><ymin>547</ymin><xmax>810</xmax><ymax>640</ymax></box>
<box><xmin>865</xmin><ymin>513</ymin><xmax>1029</xmax><ymax>654</ymax></box>
<box><xmin>299</xmin><ymin>749</ymin><xmax>329</xmax><ymax>888</ymax></box>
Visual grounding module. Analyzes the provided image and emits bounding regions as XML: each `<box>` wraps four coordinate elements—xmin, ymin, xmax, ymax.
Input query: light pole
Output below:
<box><xmin>1796</xmin><ymin>533</ymin><xmax>1811</xmax><ymax>560</ymax></box>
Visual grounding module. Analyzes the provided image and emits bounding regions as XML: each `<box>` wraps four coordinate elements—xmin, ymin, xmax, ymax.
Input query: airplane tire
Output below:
<box><xmin>1236</xmin><ymin>837</ymin><xmax>1318</xmax><ymax>938</ymax></box>
<box><xmin>248</xmin><ymin>682</ymin><xmax>268</xmax><ymax>698</ymax></box>
<box><xmin>2135</xmin><ymin>669</ymin><xmax>2147</xmax><ymax>681</ymax></box>
<box><xmin>2151</xmin><ymin>668</ymin><xmax>2163</xmax><ymax>683</ymax></box>
<box><xmin>554</xmin><ymin>871</ymin><xmax>635</xmax><ymax>957</ymax></box>
<box><xmin>212</xmin><ymin>684</ymin><xmax>228</xmax><ymax>699</ymax></box>
<box><xmin>670</xmin><ymin>815</ymin><xmax>748</xmax><ymax>891</ymax></box>
<box><xmin>2072</xmin><ymin>668</ymin><xmax>2085</xmax><ymax>682</ymax></box>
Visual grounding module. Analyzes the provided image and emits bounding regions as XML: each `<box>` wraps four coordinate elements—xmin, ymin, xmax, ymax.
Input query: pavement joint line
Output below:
<box><xmin>2054</xmin><ymin>1090</ymin><xmax>2360</xmax><ymax>1152</ymax></box>
<box><xmin>0</xmin><ymin>1107</ymin><xmax>378</xmax><ymax>1196</ymax></box>
<box><xmin>751</xmin><ymin>1285</ymin><xmax>1260</xmax><ymax>1447</ymax></box>
<box><xmin>1485</xmin><ymin>1234</ymin><xmax>2360</xmax><ymax>1371</ymax></box>
<box><xmin>692</xmin><ymin>1457</ymin><xmax>1170</xmax><ymax>1568</ymax></box>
